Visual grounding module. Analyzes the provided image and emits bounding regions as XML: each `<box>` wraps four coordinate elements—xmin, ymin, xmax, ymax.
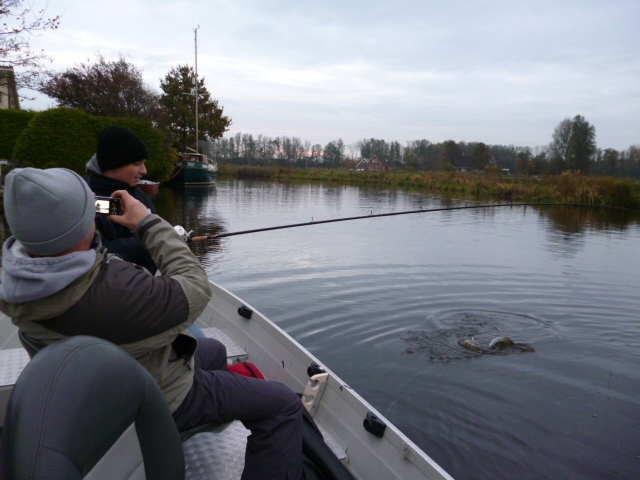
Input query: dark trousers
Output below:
<box><xmin>173</xmin><ymin>338</ymin><xmax>303</xmax><ymax>480</ymax></box>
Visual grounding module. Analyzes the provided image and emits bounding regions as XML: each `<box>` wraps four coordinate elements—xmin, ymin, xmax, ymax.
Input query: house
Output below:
<box><xmin>0</xmin><ymin>66</ymin><xmax>20</xmax><ymax>110</ymax></box>
<box><xmin>355</xmin><ymin>154</ymin><xmax>387</xmax><ymax>172</ymax></box>
<box><xmin>454</xmin><ymin>156</ymin><xmax>474</xmax><ymax>173</ymax></box>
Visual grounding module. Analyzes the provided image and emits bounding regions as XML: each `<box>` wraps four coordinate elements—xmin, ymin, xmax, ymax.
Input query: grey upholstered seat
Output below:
<box><xmin>0</xmin><ymin>336</ymin><xmax>185</xmax><ymax>480</ymax></box>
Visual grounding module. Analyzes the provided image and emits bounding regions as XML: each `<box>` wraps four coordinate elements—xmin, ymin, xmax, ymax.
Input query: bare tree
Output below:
<box><xmin>39</xmin><ymin>55</ymin><xmax>162</xmax><ymax>119</ymax></box>
<box><xmin>1</xmin><ymin>0</ymin><xmax>60</xmax><ymax>92</ymax></box>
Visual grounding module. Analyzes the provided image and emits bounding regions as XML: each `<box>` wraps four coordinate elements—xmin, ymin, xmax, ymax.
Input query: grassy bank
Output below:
<box><xmin>218</xmin><ymin>165</ymin><xmax>640</xmax><ymax>211</ymax></box>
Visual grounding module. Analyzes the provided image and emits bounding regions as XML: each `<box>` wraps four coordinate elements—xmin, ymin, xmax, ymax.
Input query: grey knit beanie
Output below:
<box><xmin>4</xmin><ymin>168</ymin><xmax>95</xmax><ymax>256</ymax></box>
<box><xmin>96</xmin><ymin>125</ymin><xmax>149</xmax><ymax>171</ymax></box>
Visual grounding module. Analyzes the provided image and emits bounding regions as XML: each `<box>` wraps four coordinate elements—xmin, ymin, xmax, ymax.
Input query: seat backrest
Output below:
<box><xmin>0</xmin><ymin>336</ymin><xmax>185</xmax><ymax>480</ymax></box>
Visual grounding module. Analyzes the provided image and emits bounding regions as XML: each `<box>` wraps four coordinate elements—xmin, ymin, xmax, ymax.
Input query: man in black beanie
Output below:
<box><xmin>85</xmin><ymin>125</ymin><xmax>159</xmax><ymax>273</ymax></box>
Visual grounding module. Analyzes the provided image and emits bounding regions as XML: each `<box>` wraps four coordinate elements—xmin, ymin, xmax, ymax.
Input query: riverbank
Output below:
<box><xmin>218</xmin><ymin>165</ymin><xmax>640</xmax><ymax>210</ymax></box>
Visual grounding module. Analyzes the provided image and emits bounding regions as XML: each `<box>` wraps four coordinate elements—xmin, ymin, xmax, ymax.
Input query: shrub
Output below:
<box><xmin>0</xmin><ymin>109</ymin><xmax>37</xmax><ymax>160</ymax></box>
<box><xmin>11</xmin><ymin>108</ymin><xmax>176</xmax><ymax>182</ymax></box>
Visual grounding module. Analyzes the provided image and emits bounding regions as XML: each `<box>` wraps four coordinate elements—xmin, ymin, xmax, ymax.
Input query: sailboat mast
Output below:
<box><xmin>194</xmin><ymin>26</ymin><xmax>199</xmax><ymax>154</ymax></box>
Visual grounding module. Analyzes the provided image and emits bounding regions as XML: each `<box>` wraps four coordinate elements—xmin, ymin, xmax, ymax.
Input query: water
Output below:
<box><xmin>157</xmin><ymin>180</ymin><xmax>640</xmax><ymax>479</ymax></box>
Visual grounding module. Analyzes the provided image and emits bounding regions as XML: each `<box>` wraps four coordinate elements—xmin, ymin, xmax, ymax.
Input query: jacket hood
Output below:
<box><xmin>0</xmin><ymin>237</ymin><xmax>98</xmax><ymax>304</ymax></box>
<box><xmin>86</xmin><ymin>154</ymin><xmax>103</xmax><ymax>175</ymax></box>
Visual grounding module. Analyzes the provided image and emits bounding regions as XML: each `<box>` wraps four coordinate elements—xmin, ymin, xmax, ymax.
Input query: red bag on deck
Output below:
<box><xmin>228</xmin><ymin>361</ymin><xmax>265</xmax><ymax>379</ymax></box>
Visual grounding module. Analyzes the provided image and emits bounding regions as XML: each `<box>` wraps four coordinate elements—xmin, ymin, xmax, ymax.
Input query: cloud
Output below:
<box><xmin>20</xmin><ymin>0</ymin><xmax>640</xmax><ymax>150</ymax></box>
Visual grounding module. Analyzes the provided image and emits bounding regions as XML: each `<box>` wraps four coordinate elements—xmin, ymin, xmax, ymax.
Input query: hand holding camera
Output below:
<box><xmin>106</xmin><ymin>190</ymin><xmax>152</xmax><ymax>230</ymax></box>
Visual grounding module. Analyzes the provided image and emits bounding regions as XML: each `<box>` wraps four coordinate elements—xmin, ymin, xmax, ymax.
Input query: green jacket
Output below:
<box><xmin>0</xmin><ymin>215</ymin><xmax>212</xmax><ymax>411</ymax></box>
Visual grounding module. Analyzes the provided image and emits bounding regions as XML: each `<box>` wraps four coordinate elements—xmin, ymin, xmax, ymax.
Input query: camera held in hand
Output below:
<box><xmin>95</xmin><ymin>196</ymin><xmax>123</xmax><ymax>216</ymax></box>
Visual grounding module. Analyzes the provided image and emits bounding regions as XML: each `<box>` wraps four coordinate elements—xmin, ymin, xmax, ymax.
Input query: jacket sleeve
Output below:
<box><xmin>135</xmin><ymin>215</ymin><xmax>212</xmax><ymax>324</ymax></box>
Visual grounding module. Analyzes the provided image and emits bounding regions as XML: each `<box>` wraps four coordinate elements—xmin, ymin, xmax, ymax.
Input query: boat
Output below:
<box><xmin>165</xmin><ymin>152</ymin><xmax>218</xmax><ymax>185</ymax></box>
<box><xmin>137</xmin><ymin>179</ymin><xmax>161</xmax><ymax>195</ymax></box>
<box><xmin>163</xmin><ymin>27</ymin><xmax>218</xmax><ymax>187</ymax></box>
<box><xmin>0</xmin><ymin>281</ymin><xmax>454</xmax><ymax>480</ymax></box>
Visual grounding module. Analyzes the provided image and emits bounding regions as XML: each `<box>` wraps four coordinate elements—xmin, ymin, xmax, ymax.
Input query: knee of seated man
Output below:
<box><xmin>269</xmin><ymin>381</ymin><xmax>304</xmax><ymax>417</ymax></box>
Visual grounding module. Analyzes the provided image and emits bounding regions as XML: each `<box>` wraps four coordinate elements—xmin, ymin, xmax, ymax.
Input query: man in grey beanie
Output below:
<box><xmin>4</xmin><ymin>168</ymin><xmax>95</xmax><ymax>256</ymax></box>
<box><xmin>0</xmin><ymin>168</ymin><xmax>304</xmax><ymax>479</ymax></box>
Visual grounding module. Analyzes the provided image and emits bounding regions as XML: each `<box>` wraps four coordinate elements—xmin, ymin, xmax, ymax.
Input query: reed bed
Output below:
<box><xmin>218</xmin><ymin>165</ymin><xmax>640</xmax><ymax>211</ymax></box>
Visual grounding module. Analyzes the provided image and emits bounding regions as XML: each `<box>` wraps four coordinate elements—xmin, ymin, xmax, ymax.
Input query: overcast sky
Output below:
<box><xmin>20</xmin><ymin>0</ymin><xmax>640</xmax><ymax>151</ymax></box>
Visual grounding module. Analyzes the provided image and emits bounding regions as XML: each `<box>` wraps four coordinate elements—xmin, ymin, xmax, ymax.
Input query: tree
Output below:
<box><xmin>599</xmin><ymin>148</ymin><xmax>620</xmax><ymax>176</ymax></box>
<box><xmin>549</xmin><ymin>115</ymin><xmax>596</xmax><ymax>174</ymax></box>
<box><xmin>39</xmin><ymin>55</ymin><xmax>162</xmax><ymax>119</ymax></box>
<box><xmin>0</xmin><ymin>0</ymin><xmax>60</xmax><ymax>91</ymax></box>
<box><xmin>405</xmin><ymin>139</ymin><xmax>434</xmax><ymax>171</ymax></box>
<box><xmin>310</xmin><ymin>144</ymin><xmax>323</xmax><ymax>164</ymax></box>
<box><xmin>471</xmin><ymin>142</ymin><xmax>493</xmax><ymax>170</ymax></box>
<box><xmin>515</xmin><ymin>148</ymin><xmax>533</xmax><ymax>175</ymax></box>
<box><xmin>549</xmin><ymin>118</ymin><xmax>573</xmax><ymax>172</ymax></box>
<box><xmin>323</xmin><ymin>139</ymin><xmax>344</xmax><ymax>168</ymax></box>
<box><xmin>360</xmin><ymin>138</ymin><xmax>389</xmax><ymax>161</ymax></box>
<box><xmin>567</xmin><ymin>115</ymin><xmax>596</xmax><ymax>174</ymax></box>
<box><xmin>621</xmin><ymin>145</ymin><xmax>640</xmax><ymax>178</ymax></box>
<box><xmin>388</xmin><ymin>141</ymin><xmax>403</xmax><ymax>165</ymax></box>
<box><xmin>159</xmin><ymin>65</ymin><xmax>231</xmax><ymax>151</ymax></box>
<box><xmin>441</xmin><ymin>140</ymin><xmax>462</xmax><ymax>169</ymax></box>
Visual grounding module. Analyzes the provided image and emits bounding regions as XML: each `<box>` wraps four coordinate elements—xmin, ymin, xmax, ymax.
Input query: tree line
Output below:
<box><xmin>205</xmin><ymin>118</ymin><xmax>640</xmax><ymax>179</ymax></box>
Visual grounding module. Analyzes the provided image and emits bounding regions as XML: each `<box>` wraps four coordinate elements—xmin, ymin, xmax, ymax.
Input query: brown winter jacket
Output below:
<box><xmin>0</xmin><ymin>214</ymin><xmax>212</xmax><ymax>411</ymax></box>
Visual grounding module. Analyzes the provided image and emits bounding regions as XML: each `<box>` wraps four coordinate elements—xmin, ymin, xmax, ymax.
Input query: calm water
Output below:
<box><xmin>153</xmin><ymin>180</ymin><xmax>640</xmax><ymax>480</ymax></box>
<box><xmin>3</xmin><ymin>178</ymin><xmax>633</xmax><ymax>479</ymax></box>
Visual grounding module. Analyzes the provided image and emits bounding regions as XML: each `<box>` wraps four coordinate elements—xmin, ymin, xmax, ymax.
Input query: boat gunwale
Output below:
<box><xmin>205</xmin><ymin>281</ymin><xmax>454</xmax><ymax>480</ymax></box>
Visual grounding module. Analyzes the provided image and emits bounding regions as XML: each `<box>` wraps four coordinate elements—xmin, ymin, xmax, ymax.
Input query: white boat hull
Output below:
<box><xmin>196</xmin><ymin>282</ymin><xmax>453</xmax><ymax>480</ymax></box>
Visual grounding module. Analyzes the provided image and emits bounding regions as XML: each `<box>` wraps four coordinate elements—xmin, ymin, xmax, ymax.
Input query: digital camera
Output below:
<box><xmin>95</xmin><ymin>196</ymin><xmax>123</xmax><ymax>215</ymax></box>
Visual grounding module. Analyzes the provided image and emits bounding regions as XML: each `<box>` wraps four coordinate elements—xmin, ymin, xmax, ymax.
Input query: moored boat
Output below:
<box><xmin>165</xmin><ymin>152</ymin><xmax>217</xmax><ymax>185</ymax></box>
<box><xmin>137</xmin><ymin>179</ymin><xmax>161</xmax><ymax>195</ymax></box>
<box><xmin>0</xmin><ymin>281</ymin><xmax>454</xmax><ymax>479</ymax></box>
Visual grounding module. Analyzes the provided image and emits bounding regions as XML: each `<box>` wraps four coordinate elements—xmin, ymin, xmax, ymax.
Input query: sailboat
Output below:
<box><xmin>165</xmin><ymin>26</ymin><xmax>218</xmax><ymax>186</ymax></box>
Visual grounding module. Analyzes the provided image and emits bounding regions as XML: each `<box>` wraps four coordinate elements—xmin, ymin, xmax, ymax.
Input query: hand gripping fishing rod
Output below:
<box><xmin>187</xmin><ymin>201</ymin><xmax>637</xmax><ymax>242</ymax></box>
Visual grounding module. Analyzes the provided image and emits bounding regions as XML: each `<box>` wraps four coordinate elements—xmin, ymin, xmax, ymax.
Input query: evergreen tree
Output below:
<box><xmin>159</xmin><ymin>65</ymin><xmax>231</xmax><ymax>151</ymax></box>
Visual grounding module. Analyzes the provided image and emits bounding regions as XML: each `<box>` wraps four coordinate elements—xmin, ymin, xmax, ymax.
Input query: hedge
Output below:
<box><xmin>11</xmin><ymin>108</ymin><xmax>177</xmax><ymax>182</ymax></box>
<box><xmin>0</xmin><ymin>109</ymin><xmax>37</xmax><ymax>160</ymax></box>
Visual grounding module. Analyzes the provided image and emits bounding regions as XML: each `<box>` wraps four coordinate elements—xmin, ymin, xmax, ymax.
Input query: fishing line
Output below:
<box><xmin>187</xmin><ymin>202</ymin><xmax>639</xmax><ymax>242</ymax></box>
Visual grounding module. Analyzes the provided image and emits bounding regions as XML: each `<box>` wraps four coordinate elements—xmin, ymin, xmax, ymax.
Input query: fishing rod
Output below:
<box><xmin>187</xmin><ymin>201</ymin><xmax>638</xmax><ymax>242</ymax></box>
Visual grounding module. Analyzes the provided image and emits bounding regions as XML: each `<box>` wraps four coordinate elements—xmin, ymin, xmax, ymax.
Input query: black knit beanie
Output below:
<box><xmin>96</xmin><ymin>125</ymin><xmax>150</xmax><ymax>171</ymax></box>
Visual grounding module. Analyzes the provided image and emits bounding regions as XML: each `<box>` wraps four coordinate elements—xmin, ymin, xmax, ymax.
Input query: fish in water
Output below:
<box><xmin>488</xmin><ymin>336</ymin><xmax>515</xmax><ymax>349</ymax></box>
<box><xmin>458</xmin><ymin>336</ymin><xmax>535</xmax><ymax>354</ymax></box>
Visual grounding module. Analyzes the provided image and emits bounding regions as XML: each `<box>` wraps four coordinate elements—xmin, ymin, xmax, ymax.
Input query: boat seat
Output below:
<box><xmin>0</xmin><ymin>330</ymin><xmax>253</xmax><ymax>479</ymax></box>
<box><xmin>0</xmin><ymin>326</ymin><xmax>247</xmax><ymax>425</ymax></box>
<box><xmin>0</xmin><ymin>336</ymin><xmax>185</xmax><ymax>480</ymax></box>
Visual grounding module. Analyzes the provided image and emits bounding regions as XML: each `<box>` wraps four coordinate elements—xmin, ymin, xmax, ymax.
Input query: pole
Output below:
<box><xmin>194</xmin><ymin>25</ymin><xmax>199</xmax><ymax>153</ymax></box>
<box><xmin>187</xmin><ymin>202</ymin><xmax>639</xmax><ymax>243</ymax></box>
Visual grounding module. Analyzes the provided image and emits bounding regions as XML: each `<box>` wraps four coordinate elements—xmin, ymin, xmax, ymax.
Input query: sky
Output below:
<box><xmin>17</xmin><ymin>0</ymin><xmax>640</xmax><ymax>151</ymax></box>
